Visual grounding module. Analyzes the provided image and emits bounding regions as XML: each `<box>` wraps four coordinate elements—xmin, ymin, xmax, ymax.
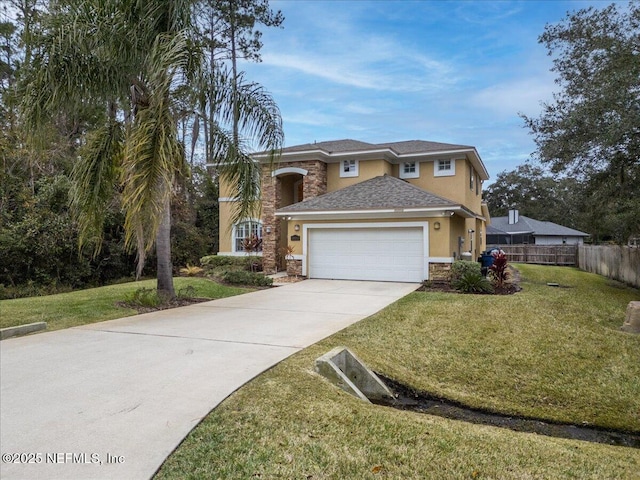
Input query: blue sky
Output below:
<box><xmin>239</xmin><ymin>0</ymin><xmax>616</xmax><ymax>183</ymax></box>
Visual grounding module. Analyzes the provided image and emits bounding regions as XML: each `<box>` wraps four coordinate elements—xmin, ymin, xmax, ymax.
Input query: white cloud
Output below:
<box><xmin>470</xmin><ymin>75</ymin><xmax>556</xmax><ymax>118</ymax></box>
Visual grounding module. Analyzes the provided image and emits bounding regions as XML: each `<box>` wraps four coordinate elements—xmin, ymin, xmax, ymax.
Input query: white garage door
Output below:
<box><xmin>308</xmin><ymin>227</ymin><xmax>425</xmax><ymax>282</ymax></box>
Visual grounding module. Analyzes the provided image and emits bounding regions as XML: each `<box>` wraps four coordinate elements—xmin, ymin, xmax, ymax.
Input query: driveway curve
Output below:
<box><xmin>0</xmin><ymin>280</ymin><xmax>417</xmax><ymax>480</ymax></box>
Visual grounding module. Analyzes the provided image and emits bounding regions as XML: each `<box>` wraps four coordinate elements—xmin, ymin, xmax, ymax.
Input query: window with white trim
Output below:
<box><xmin>340</xmin><ymin>159</ymin><xmax>358</xmax><ymax>177</ymax></box>
<box><xmin>400</xmin><ymin>161</ymin><xmax>419</xmax><ymax>179</ymax></box>
<box><xmin>234</xmin><ymin>220</ymin><xmax>263</xmax><ymax>252</ymax></box>
<box><xmin>434</xmin><ymin>159</ymin><xmax>455</xmax><ymax>177</ymax></box>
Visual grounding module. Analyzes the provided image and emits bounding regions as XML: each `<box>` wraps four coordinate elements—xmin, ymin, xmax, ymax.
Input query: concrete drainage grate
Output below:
<box><xmin>314</xmin><ymin>346</ymin><xmax>394</xmax><ymax>403</ymax></box>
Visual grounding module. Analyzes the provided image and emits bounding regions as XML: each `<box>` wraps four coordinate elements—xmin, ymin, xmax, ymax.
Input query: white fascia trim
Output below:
<box><xmin>403</xmin><ymin>206</ymin><xmax>459</xmax><ymax>213</ymax></box>
<box><xmin>428</xmin><ymin>257</ymin><xmax>454</xmax><ymax>263</ymax></box>
<box><xmin>272</xmin><ymin>167</ymin><xmax>308</xmax><ymax>177</ymax></box>
<box><xmin>217</xmin><ymin>252</ymin><xmax>264</xmax><ymax>257</ymax></box>
<box><xmin>276</xmin><ymin>209</ymin><xmax>396</xmax><ymax>217</ymax></box>
<box><xmin>399</xmin><ymin>148</ymin><xmax>473</xmax><ymax>158</ymax></box>
<box><xmin>302</xmin><ymin>221</ymin><xmax>430</xmax><ymax>278</ymax></box>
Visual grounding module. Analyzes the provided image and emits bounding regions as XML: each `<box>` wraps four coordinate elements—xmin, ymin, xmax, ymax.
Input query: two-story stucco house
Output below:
<box><xmin>218</xmin><ymin>139</ymin><xmax>491</xmax><ymax>282</ymax></box>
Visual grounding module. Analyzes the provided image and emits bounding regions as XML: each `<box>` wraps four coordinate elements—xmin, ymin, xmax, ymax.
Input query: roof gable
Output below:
<box><xmin>277</xmin><ymin>174</ymin><xmax>458</xmax><ymax>213</ymax></box>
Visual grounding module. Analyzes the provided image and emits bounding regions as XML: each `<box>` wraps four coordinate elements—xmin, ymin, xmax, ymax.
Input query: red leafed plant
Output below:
<box><xmin>489</xmin><ymin>251</ymin><xmax>509</xmax><ymax>289</ymax></box>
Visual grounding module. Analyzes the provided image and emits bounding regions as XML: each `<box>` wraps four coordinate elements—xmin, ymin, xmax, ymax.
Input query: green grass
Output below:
<box><xmin>0</xmin><ymin>277</ymin><xmax>251</xmax><ymax>332</ymax></box>
<box><xmin>156</xmin><ymin>265</ymin><xmax>640</xmax><ymax>479</ymax></box>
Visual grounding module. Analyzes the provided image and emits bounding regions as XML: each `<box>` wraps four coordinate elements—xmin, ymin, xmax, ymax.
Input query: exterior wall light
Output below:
<box><xmin>294</xmin><ymin>224</ymin><xmax>300</xmax><ymax>231</ymax></box>
<box><xmin>434</xmin><ymin>222</ymin><xmax>441</xmax><ymax>230</ymax></box>
<box><xmin>265</xmin><ymin>226</ymin><xmax>272</xmax><ymax>234</ymax></box>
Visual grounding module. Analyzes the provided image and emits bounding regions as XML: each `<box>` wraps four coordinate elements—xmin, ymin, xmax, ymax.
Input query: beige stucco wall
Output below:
<box><xmin>218</xmin><ymin>201</ymin><xmax>234</xmax><ymax>253</ymax></box>
<box><xmin>326</xmin><ymin>159</ymin><xmax>393</xmax><ymax>192</ymax></box>
<box><xmin>406</xmin><ymin>159</ymin><xmax>465</xmax><ymax>205</ymax></box>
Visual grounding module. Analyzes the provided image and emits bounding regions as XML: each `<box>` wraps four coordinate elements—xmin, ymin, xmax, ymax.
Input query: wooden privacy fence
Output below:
<box><xmin>577</xmin><ymin>245</ymin><xmax>640</xmax><ymax>288</ymax></box>
<box><xmin>497</xmin><ymin>245</ymin><xmax>578</xmax><ymax>266</ymax></box>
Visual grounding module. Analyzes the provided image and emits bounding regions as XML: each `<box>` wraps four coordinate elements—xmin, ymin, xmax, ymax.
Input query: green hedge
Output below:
<box><xmin>200</xmin><ymin>255</ymin><xmax>262</xmax><ymax>272</ymax></box>
<box><xmin>221</xmin><ymin>270</ymin><xmax>273</xmax><ymax>287</ymax></box>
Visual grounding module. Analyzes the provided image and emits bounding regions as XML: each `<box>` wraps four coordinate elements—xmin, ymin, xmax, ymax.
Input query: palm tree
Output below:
<box><xmin>21</xmin><ymin>0</ymin><xmax>283</xmax><ymax>299</ymax></box>
<box><xmin>22</xmin><ymin>0</ymin><xmax>194</xmax><ymax>299</ymax></box>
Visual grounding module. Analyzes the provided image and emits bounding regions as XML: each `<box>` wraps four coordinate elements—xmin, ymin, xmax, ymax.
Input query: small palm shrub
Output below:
<box><xmin>221</xmin><ymin>270</ymin><xmax>273</xmax><ymax>287</ymax></box>
<box><xmin>124</xmin><ymin>287</ymin><xmax>161</xmax><ymax>307</ymax></box>
<box><xmin>450</xmin><ymin>260</ymin><xmax>482</xmax><ymax>283</ymax></box>
<box><xmin>453</xmin><ymin>271</ymin><xmax>494</xmax><ymax>294</ymax></box>
<box><xmin>179</xmin><ymin>265</ymin><xmax>204</xmax><ymax>276</ymax></box>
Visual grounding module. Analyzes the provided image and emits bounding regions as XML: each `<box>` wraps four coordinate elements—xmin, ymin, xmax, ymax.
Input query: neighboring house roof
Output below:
<box><xmin>252</xmin><ymin>138</ymin><xmax>489</xmax><ymax>181</ymax></box>
<box><xmin>276</xmin><ymin>174</ymin><xmax>470</xmax><ymax>214</ymax></box>
<box><xmin>488</xmin><ymin>215</ymin><xmax>589</xmax><ymax>237</ymax></box>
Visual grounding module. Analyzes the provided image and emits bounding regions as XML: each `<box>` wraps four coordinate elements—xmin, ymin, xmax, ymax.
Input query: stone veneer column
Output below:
<box><xmin>302</xmin><ymin>160</ymin><xmax>327</xmax><ymax>198</ymax></box>
<box><xmin>261</xmin><ymin>169</ymin><xmax>280</xmax><ymax>274</ymax></box>
<box><xmin>261</xmin><ymin>160</ymin><xmax>327</xmax><ymax>274</ymax></box>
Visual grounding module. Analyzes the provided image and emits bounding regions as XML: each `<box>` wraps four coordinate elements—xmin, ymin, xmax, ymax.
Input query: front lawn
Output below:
<box><xmin>0</xmin><ymin>277</ymin><xmax>251</xmax><ymax>332</ymax></box>
<box><xmin>156</xmin><ymin>265</ymin><xmax>640</xmax><ymax>479</ymax></box>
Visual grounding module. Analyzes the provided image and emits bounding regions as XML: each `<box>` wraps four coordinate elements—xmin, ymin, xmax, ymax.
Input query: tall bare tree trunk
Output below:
<box><xmin>156</xmin><ymin>195</ymin><xmax>175</xmax><ymax>300</ymax></box>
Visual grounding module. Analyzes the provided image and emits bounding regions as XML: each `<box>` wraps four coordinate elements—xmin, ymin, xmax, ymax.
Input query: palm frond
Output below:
<box><xmin>71</xmin><ymin>118</ymin><xmax>124</xmax><ymax>256</ymax></box>
<box><xmin>211</xmin><ymin>124</ymin><xmax>262</xmax><ymax>228</ymax></box>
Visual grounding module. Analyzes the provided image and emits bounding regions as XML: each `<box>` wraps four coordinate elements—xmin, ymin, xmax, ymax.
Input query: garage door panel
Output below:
<box><xmin>308</xmin><ymin>227</ymin><xmax>425</xmax><ymax>282</ymax></box>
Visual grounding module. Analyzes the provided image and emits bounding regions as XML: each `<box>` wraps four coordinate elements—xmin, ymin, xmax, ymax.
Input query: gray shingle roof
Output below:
<box><xmin>278</xmin><ymin>139</ymin><xmax>473</xmax><ymax>155</ymax></box>
<box><xmin>489</xmin><ymin>215</ymin><xmax>589</xmax><ymax>237</ymax></box>
<box><xmin>276</xmin><ymin>174</ymin><xmax>458</xmax><ymax>213</ymax></box>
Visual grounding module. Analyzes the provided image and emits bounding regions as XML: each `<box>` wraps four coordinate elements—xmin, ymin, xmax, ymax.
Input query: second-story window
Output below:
<box><xmin>434</xmin><ymin>159</ymin><xmax>455</xmax><ymax>177</ymax></box>
<box><xmin>340</xmin><ymin>159</ymin><xmax>358</xmax><ymax>177</ymax></box>
<box><xmin>470</xmin><ymin>165</ymin><xmax>475</xmax><ymax>190</ymax></box>
<box><xmin>400</xmin><ymin>161</ymin><xmax>419</xmax><ymax>179</ymax></box>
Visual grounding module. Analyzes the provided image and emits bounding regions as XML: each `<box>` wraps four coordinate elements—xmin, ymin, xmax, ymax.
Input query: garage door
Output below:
<box><xmin>308</xmin><ymin>227</ymin><xmax>425</xmax><ymax>282</ymax></box>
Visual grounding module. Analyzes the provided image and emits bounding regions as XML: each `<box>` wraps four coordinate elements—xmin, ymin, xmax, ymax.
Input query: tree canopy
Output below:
<box><xmin>522</xmin><ymin>1</ymin><xmax>640</xmax><ymax>243</ymax></box>
<box><xmin>2</xmin><ymin>0</ymin><xmax>284</xmax><ymax>299</ymax></box>
<box><xmin>484</xmin><ymin>164</ymin><xmax>581</xmax><ymax>229</ymax></box>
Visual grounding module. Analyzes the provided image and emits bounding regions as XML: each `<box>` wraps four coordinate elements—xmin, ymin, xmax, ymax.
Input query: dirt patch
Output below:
<box><xmin>374</xmin><ymin>374</ymin><xmax>640</xmax><ymax>449</ymax></box>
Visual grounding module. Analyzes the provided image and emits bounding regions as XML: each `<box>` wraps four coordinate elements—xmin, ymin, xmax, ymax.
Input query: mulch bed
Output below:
<box><xmin>273</xmin><ymin>275</ymin><xmax>306</xmax><ymax>284</ymax></box>
<box><xmin>420</xmin><ymin>265</ymin><xmax>522</xmax><ymax>295</ymax></box>
<box><xmin>116</xmin><ymin>297</ymin><xmax>211</xmax><ymax>314</ymax></box>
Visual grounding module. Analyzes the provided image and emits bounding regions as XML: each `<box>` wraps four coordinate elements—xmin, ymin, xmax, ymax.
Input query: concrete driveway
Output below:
<box><xmin>0</xmin><ymin>279</ymin><xmax>417</xmax><ymax>480</ymax></box>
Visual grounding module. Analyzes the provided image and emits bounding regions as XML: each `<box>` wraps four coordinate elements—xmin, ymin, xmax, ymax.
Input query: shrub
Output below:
<box><xmin>200</xmin><ymin>255</ymin><xmax>262</xmax><ymax>272</ymax></box>
<box><xmin>177</xmin><ymin>285</ymin><xmax>197</xmax><ymax>299</ymax></box>
<box><xmin>450</xmin><ymin>260</ymin><xmax>481</xmax><ymax>283</ymax></box>
<box><xmin>123</xmin><ymin>287</ymin><xmax>161</xmax><ymax>308</ymax></box>
<box><xmin>489</xmin><ymin>251</ymin><xmax>509</xmax><ymax>288</ymax></box>
<box><xmin>221</xmin><ymin>270</ymin><xmax>273</xmax><ymax>287</ymax></box>
<box><xmin>453</xmin><ymin>271</ymin><xmax>494</xmax><ymax>294</ymax></box>
<box><xmin>200</xmin><ymin>255</ymin><xmax>238</xmax><ymax>267</ymax></box>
